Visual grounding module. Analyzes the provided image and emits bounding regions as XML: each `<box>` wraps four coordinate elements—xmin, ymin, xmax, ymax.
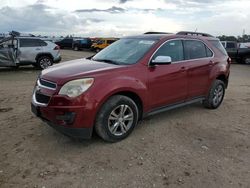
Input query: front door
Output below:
<box><xmin>147</xmin><ymin>39</ymin><xmax>188</xmax><ymax>109</ymax></box>
<box><xmin>0</xmin><ymin>38</ymin><xmax>18</xmax><ymax>66</ymax></box>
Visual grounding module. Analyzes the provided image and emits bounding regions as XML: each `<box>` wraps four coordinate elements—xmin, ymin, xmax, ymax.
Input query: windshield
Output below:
<box><xmin>92</xmin><ymin>38</ymin><xmax>157</xmax><ymax>65</ymax></box>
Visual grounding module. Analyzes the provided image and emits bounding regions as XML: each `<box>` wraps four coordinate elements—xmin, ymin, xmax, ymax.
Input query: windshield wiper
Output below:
<box><xmin>92</xmin><ymin>58</ymin><xmax>120</xmax><ymax>65</ymax></box>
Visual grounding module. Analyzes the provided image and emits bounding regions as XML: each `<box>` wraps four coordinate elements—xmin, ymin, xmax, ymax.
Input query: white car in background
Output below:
<box><xmin>0</xmin><ymin>35</ymin><xmax>61</xmax><ymax>69</ymax></box>
<box><xmin>239</xmin><ymin>42</ymin><xmax>250</xmax><ymax>48</ymax></box>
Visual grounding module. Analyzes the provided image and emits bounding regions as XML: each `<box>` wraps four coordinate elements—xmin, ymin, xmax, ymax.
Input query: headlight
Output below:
<box><xmin>59</xmin><ymin>78</ymin><xmax>94</xmax><ymax>98</ymax></box>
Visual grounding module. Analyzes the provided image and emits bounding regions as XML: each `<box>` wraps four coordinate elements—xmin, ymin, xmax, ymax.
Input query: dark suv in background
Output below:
<box><xmin>32</xmin><ymin>31</ymin><xmax>230</xmax><ymax>142</ymax></box>
<box><xmin>221</xmin><ymin>41</ymin><xmax>250</xmax><ymax>64</ymax></box>
<box><xmin>55</xmin><ymin>38</ymin><xmax>73</xmax><ymax>49</ymax></box>
<box><xmin>72</xmin><ymin>38</ymin><xmax>92</xmax><ymax>51</ymax></box>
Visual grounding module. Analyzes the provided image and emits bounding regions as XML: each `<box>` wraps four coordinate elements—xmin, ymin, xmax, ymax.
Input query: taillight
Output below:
<box><xmin>227</xmin><ymin>57</ymin><xmax>231</xmax><ymax>64</ymax></box>
<box><xmin>54</xmin><ymin>45</ymin><xmax>60</xmax><ymax>50</ymax></box>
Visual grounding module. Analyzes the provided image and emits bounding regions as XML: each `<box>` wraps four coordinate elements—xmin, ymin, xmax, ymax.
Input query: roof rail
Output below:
<box><xmin>144</xmin><ymin>32</ymin><xmax>171</xmax><ymax>34</ymax></box>
<box><xmin>176</xmin><ymin>31</ymin><xmax>213</xmax><ymax>37</ymax></box>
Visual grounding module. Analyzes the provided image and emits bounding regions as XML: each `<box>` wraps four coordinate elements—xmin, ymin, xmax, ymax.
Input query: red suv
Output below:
<box><xmin>31</xmin><ymin>31</ymin><xmax>230</xmax><ymax>142</ymax></box>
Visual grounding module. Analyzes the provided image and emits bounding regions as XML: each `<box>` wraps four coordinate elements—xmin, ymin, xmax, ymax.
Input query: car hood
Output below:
<box><xmin>41</xmin><ymin>58</ymin><xmax>121</xmax><ymax>85</ymax></box>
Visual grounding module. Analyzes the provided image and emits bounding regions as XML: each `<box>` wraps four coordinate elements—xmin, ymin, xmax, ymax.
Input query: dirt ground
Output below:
<box><xmin>0</xmin><ymin>49</ymin><xmax>250</xmax><ymax>188</ymax></box>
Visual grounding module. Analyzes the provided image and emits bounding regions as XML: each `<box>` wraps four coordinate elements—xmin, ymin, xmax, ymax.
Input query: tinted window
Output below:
<box><xmin>80</xmin><ymin>39</ymin><xmax>88</xmax><ymax>44</ymax></box>
<box><xmin>39</xmin><ymin>40</ymin><xmax>47</xmax><ymax>46</ymax></box>
<box><xmin>210</xmin><ymin>40</ymin><xmax>227</xmax><ymax>55</ymax></box>
<box><xmin>20</xmin><ymin>39</ymin><xmax>42</xmax><ymax>47</ymax></box>
<box><xmin>184</xmin><ymin>40</ymin><xmax>207</xmax><ymax>60</ymax></box>
<box><xmin>153</xmin><ymin>40</ymin><xmax>184</xmax><ymax>62</ymax></box>
<box><xmin>62</xmin><ymin>39</ymin><xmax>72</xmax><ymax>43</ymax></box>
<box><xmin>226</xmin><ymin>42</ymin><xmax>236</xmax><ymax>49</ymax></box>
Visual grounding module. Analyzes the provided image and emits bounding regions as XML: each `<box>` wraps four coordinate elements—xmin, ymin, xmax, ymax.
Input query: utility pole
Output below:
<box><xmin>243</xmin><ymin>29</ymin><xmax>245</xmax><ymax>42</ymax></box>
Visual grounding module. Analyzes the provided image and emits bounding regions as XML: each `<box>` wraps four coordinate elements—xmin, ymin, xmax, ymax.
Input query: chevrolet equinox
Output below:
<box><xmin>31</xmin><ymin>31</ymin><xmax>230</xmax><ymax>142</ymax></box>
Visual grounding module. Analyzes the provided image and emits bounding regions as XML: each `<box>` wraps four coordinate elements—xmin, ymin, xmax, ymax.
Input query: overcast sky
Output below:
<box><xmin>0</xmin><ymin>0</ymin><xmax>249</xmax><ymax>37</ymax></box>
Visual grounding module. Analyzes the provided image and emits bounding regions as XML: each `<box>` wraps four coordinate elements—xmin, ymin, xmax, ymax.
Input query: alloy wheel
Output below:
<box><xmin>108</xmin><ymin>104</ymin><xmax>134</xmax><ymax>136</ymax></box>
<box><xmin>40</xmin><ymin>58</ymin><xmax>52</xmax><ymax>69</ymax></box>
<box><xmin>213</xmin><ymin>84</ymin><xmax>224</xmax><ymax>106</ymax></box>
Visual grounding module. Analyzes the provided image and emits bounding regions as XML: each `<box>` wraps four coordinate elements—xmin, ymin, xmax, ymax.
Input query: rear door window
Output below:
<box><xmin>184</xmin><ymin>40</ymin><xmax>207</xmax><ymax>60</ymax></box>
<box><xmin>206</xmin><ymin>46</ymin><xmax>213</xmax><ymax>57</ymax></box>
<box><xmin>153</xmin><ymin>40</ymin><xmax>184</xmax><ymax>62</ymax></box>
<box><xmin>19</xmin><ymin>39</ymin><xmax>41</xmax><ymax>47</ymax></box>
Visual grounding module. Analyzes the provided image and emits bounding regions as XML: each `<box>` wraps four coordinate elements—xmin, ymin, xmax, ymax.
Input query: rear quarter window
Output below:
<box><xmin>209</xmin><ymin>40</ymin><xmax>227</xmax><ymax>55</ymax></box>
<box><xmin>38</xmin><ymin>39</ymin><xmax>47</xmax><ymax>46</ymax></box>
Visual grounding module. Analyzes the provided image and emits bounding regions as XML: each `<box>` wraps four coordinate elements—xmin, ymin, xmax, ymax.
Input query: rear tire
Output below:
<box><xmin>95</xmin><ymin>95</ymin><xmax>139</xmax><ymax>142</ymax></box>
<box><xmin>203</xmin><ymin>80</ymin><xmax>225</xmax><ymax>109</ymax></box>
<box><xmin>73</xmin><ymin>46</ymin><xmax>79</xmax><ymax>51</ymax></box>
<box><xmin>243</xmin><ymin>56</ymin><xmax>250</xmax><ymax>64</ymax></box>
<box><xmin>37</xmin><ymin>56</ymin><xmax>53</xmax><ymax>70</ymax></box>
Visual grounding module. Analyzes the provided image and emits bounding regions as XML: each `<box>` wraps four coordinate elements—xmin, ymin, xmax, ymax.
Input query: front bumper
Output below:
<box><xmin>31</xmin><ymin>103</ymin><xmax>93</xmax><ymax>139</ymax></box>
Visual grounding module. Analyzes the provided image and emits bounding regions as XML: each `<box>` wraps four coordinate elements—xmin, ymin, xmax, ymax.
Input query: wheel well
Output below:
<box><xmin>112</xmin><ymin>91</ymin><xmax>144</xmax><ymax>120</ymax></box>
<box><xmin>36</xmin><ymin>53</ymin><xmax>53</xmax><ymax>62</ymax></box>
<box><xmin>216</xmin><ymin>74</ymin><xmax>228</xmax><ymax>88</ymax></box>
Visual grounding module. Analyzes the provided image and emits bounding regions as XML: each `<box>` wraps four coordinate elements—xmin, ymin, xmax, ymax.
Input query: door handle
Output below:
<box><xmin>36</xmin><ymin>48</ymin><xmax>41</xmax><ymax>50</ymax></box>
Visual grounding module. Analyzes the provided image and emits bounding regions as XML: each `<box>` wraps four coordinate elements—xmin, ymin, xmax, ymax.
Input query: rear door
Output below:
<box><xmin>183</xmin><ymin>40</ymin><xmax>213</xmax><ymax>99</ymax></box>
<box><xmin>19</xmin><ymin>38</ymin><xmax>42</xmax><ymax>63</ymax></box>
<box><xmin>148</xmin><ymin>39</ymin><xmax>188</xmax><ymax>109</ymax></box>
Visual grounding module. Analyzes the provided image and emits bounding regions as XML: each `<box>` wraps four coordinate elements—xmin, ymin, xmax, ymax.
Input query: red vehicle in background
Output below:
<box><xmin>31</xmin><ymin>31</ymin><xmax>230</xmax><ymax>142</ymax></box>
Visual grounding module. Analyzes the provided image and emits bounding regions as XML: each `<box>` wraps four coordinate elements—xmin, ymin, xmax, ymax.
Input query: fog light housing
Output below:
<box><xmin>56</xmin><ymin>112</ymin><xmax>76</xmax><ymax>125</ymax></box>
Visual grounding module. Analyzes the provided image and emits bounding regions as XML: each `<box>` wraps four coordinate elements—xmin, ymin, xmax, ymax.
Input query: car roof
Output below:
<box><xmin>124</xmin><ymin>34</ymin><xmax>170</xmax><ymax>40</ymax></box>
<box><xmin>124</xmin><ymin>33</ymin><xmax>217</xmax><ymax>41</ymax></box>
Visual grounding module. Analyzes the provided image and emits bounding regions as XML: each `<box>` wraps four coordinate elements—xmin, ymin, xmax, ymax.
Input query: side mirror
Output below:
<box><xmin>151</xmin><ymin>56</ymin><xmax>172</xmax><ymax>65</ymax></box>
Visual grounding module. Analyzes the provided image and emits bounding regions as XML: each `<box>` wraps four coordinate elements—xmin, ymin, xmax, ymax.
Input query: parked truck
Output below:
<box><xmin>221</xmin><ymin>41</ymin><xmax>250</xmax><ymax>64</ymax></box>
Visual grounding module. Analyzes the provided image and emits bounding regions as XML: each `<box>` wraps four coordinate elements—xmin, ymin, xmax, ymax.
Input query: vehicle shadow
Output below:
<box><xmin>0</xmin><ymin>66</ymin><xmax>40</xmax><ymax>72</ymax></box>
<box><xmin>46</xmin><ymin>103</ymin><xmax>205</xmax><ymax>147</ymax></box>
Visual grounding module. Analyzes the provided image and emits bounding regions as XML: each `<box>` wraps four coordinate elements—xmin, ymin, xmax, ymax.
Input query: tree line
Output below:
<box><xmin>217</xmin><ymin>35</ymin><xmax>250</xmax><ymax>42</ymax></box>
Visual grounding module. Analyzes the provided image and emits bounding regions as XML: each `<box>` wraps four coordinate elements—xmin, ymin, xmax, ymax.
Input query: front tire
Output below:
<box><xmin>95</xmin><ymin>95</ymin><xmax>139</xmax><ymax>142</ymax></box>
<box><xmin>37</xmin><ymin>56</ymin><xmax>53</xmax><ymax>70</ymax></box>
<box><xmin>203</xmin><ymin>80</ymin><xmax>225</xmax><ymax>109</ymax></box>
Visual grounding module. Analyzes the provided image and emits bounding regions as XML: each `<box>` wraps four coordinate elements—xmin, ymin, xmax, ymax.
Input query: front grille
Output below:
<box><xmin>39</xmin><ymin>79</ymin><xmax>57</xmax><ymax>90</ymax></box>
<box><xmin>35</xmin><ymin>92</ymin><xmax>50</xmax><ymax>104</ymax></box>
